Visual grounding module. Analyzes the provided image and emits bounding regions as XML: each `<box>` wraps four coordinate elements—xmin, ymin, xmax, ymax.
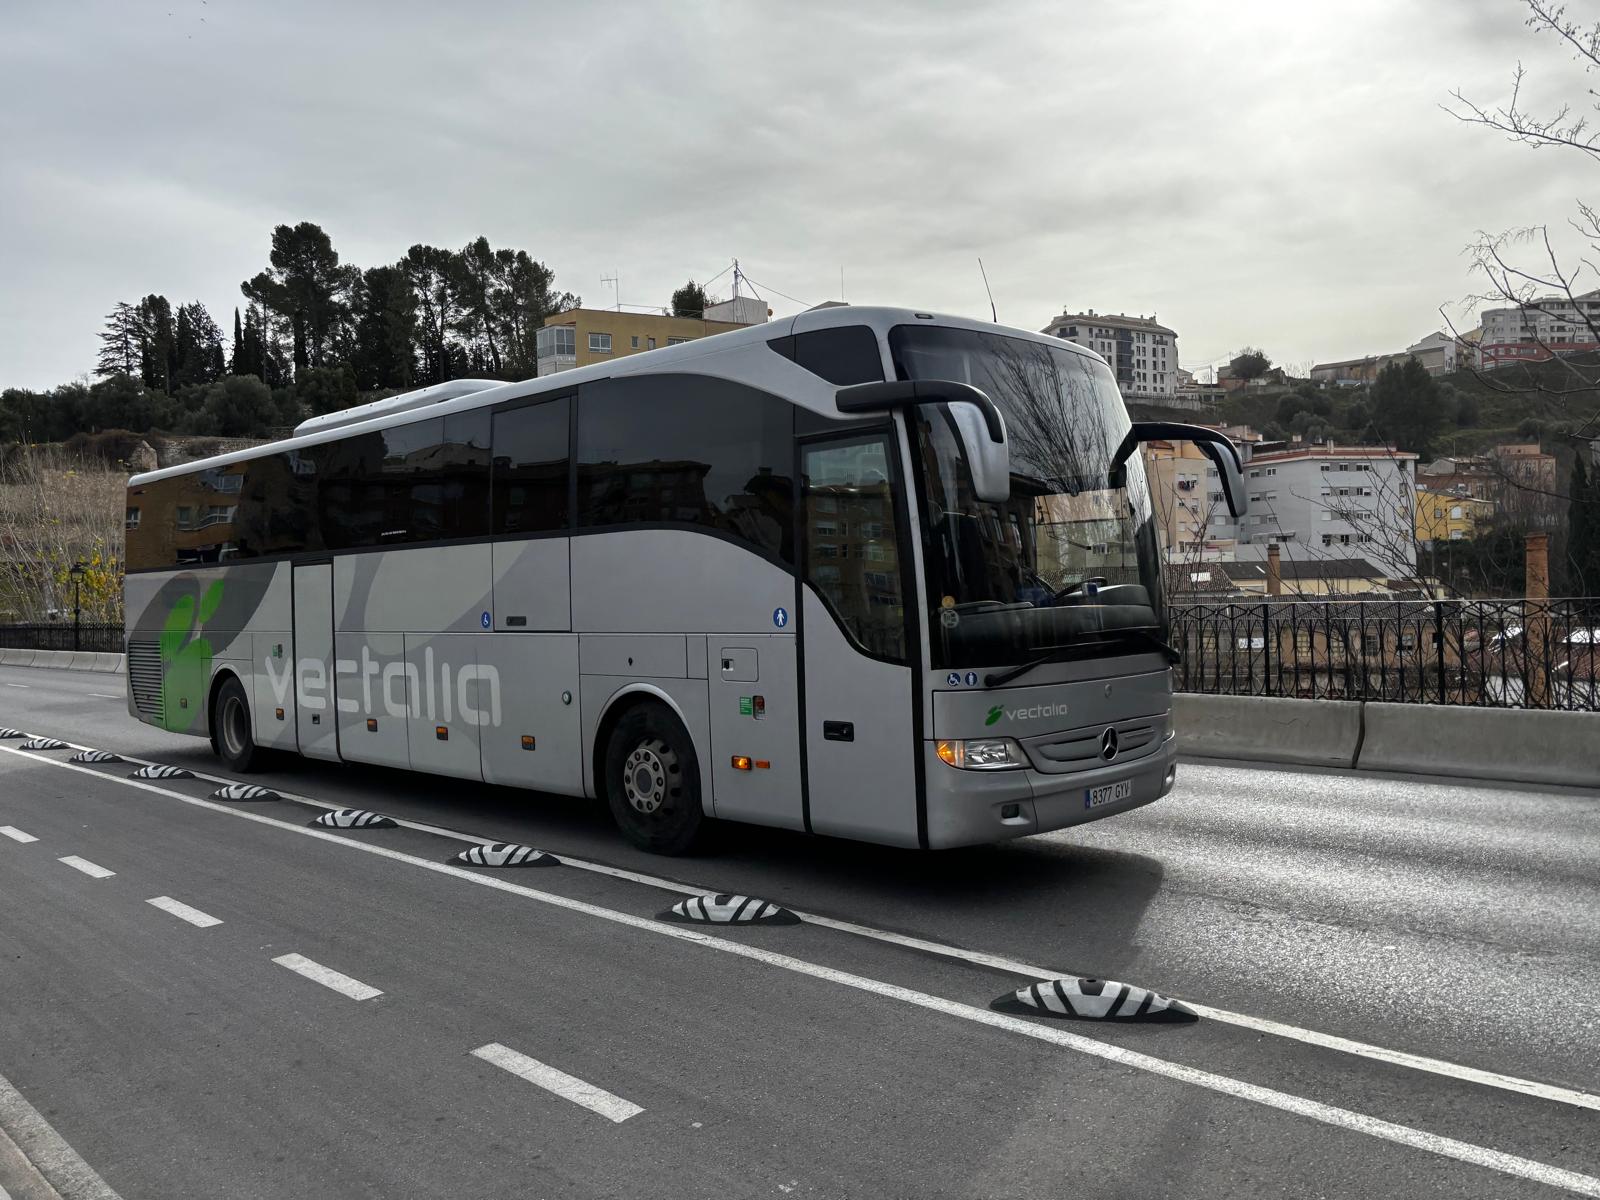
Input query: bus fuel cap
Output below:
<box><xmin>992</xmin><ymin>976</ymin><xmax>1197</xmax><ymax>1023</ymax></box>
<box><xmin>660</xmin><ymin>894</ymin><xmax>800</xmax><ymax>926</ymax></box>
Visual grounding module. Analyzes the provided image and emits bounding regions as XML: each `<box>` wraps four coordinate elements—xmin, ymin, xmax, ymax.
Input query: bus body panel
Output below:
<box><xmin>335</xmin><ymin>544</ymin><xmax>492</xmax><ymax>636</ymax></box>
<box><xmin>480</xmin><ymin>633</ymin><xmax>582</xmax><ymax>792</ymax></box>
<box><xmin>405</xmin><ymin>632</ymin><xmax>487</xmax><ymax>780</ymax></box>
<box><xmin>571</xmin><ymin>531</ymin><xmax>794</xmax><ymax>635</ymax></box>
<box><xmin>334</xmin><ymin>631</ymin><xmax>410</xmax><ymax>769</ymax></box>
<box><xmin>800</xmin><ymin>588</ymin><xmax>920</xmax><ymax>847</ymax></box>
<box><xmin>580</xmin><ymin>677</ymin><xmax>712</xmax><ymax>808</ymax></box>
<box><xmin>706</xmin><ymin>633</ymin><xmax>805</xmax><ymax>830</ymax></box>
<box><xmin>250</xmin><ymin>630</ymin><xmax>296</xmax><ymax>750</ymax></box>
<box><xmin>291</xmin><ymin>563</ymin><xmax>339</xmax><ymax>761</ymax></box>
<box><xmin>492</xmin><ymin>539</ymin><xmax>571</xmax><ymax>632</ymax></box>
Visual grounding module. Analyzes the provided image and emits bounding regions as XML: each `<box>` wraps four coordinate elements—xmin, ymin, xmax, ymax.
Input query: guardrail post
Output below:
<box><xmin>1432</xmin><ymin>601</ymin><xmax>1446</xmax><ymax>705</ymax></box>
<box><xmin>1526</xmin><ymin>533</ymin><xmax>1551</xmax><ymax>709</ymax></box>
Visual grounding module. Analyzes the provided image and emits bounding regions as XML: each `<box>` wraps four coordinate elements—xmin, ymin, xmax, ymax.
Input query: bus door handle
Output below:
<box><xmin>823</xmin><ymin>721</ymin><xmax>854</xmax><ymax>742</ymax></box>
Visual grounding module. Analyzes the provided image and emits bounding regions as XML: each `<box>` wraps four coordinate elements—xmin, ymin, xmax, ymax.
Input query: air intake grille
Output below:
<box><xmin>127</xmin><ymin>639</ymin><xmax>163</xmax><ymax>722</ymax></box>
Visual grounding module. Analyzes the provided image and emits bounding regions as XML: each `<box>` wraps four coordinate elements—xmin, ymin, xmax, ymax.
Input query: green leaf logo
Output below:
<box><xmin>158</xmin><ymin>581</ymin><xmax>224</xmax><ymax>733</ymax></box>
<box><xmin>985</xmin><ymin>705</ymin><xmax>1004</xmax><ymax>726</ymax></box>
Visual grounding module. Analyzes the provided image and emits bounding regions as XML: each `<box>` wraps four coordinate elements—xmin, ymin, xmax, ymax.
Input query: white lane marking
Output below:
<box><xmin>0</xmin><ymin>826</ymin><xmax>38</xmax><ymax>843</ymax></box>
<box><xmin>3</xmin><ymin>683</ymin><xmax>28</xmax><ymax>689</ymax></box>
<box><xmin>6</xmin><ymin>748</ymin><xmax>1597</xmax><ymax>1197</ymax></box>
<box><xmin>470</xmin><ymin>1043</ymin><xmax>643</xmax><ymax>1123</ymax></box>
<box><xmin>10</xmin><ymin>738</ymin><xmax>1599</xmax><ymax>1117</ymax></box>
<box><xmin>57</xmin><ymin>855</ymin><xmax>114</xmax><ymax>879</ymax></box>
<box><xmin>146</xmin><ymin>896</ymin><xmax>222</xmax><ymax>928</ymax></box>
<box><xmin>87</xmin><ymin>693</ymin><xmax>121</xmax><ymax>700</ymax></box>
<box><xmin>271</xmin><ymin>953</ymin><xmax>382</xmax><ymax>1001</ymax></box>
<box><xmin>0</xmin><ymin>1065</ymin><xmax>124</xmax><ymax>1200</ymax></box>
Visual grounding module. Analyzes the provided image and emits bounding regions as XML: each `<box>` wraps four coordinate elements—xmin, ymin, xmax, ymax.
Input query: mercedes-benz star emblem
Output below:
<box><xmin>1099</xmin><ymin>728</ymin><xmax>1119</xmax><ymax>761</ymax></box>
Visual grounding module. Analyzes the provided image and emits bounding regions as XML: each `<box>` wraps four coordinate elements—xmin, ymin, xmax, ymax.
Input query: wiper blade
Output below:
<box><xmin>982</xmin><ymin>628</ymin><xmax>1181</xmax><ymax>689</ymax></box>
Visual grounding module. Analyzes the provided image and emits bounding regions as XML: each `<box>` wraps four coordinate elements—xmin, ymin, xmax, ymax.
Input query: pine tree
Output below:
<box><xmin>230</xmin><ymin>308</ymin><xmax>245</xmax><ymax>375</ymax></box>
<box><xmin>94</xmin><ymin>301</ymin><xmax>146</xmax><ymax>378</ymax></box>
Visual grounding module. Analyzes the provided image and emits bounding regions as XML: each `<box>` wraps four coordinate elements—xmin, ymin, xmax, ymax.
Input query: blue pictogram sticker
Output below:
<box><xmin>965</xmin><ymin>671</ymin><xmax>979</xmax><ymax>687</ymax></box>
<box><xmin>772</xmin><ymin>607</ymin><xmax>789</xmax><ymax>629</ymax></box>
<box><xmin>946</xmin><ymin>671</ymin><xmax>962</xmax><ymax>687</ymax></box>
<box><xmin>481</xmin><ymin>611</ymin><xmax>492</xmax><ymax>629</ymax></box>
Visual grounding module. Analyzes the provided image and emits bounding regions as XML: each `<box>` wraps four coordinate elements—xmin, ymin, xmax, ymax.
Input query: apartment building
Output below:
<box><xmin>1415</xmin><ymin>489</ymin><xmax>1494</xmax><ymax>545</ymax></box>
<box><xmin>1480</xmin><ymin>288</ymin><xmax>1600</xmax><ymax>366</ymax></box>
<box><xmin>534</xmin><ymin>306</ymin><xmax>760</xmax><ymax>376</ymax></box>
<box><xmin>1041</xmin><ymin>309</ymin><xmax>1178</xmax><ymax>400</ymax></box>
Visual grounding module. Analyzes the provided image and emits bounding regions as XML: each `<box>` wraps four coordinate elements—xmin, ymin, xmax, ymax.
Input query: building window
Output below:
<box><xmin>125</xmin><ymin>507</ymin><xmax>141</xmax><ymax>530</ymax></box>
<box><xmin>630</xmin><ymin>335</ymin><xmax>640</xmax><ymax>349</ymax></box>
<box><xmin>536</xmin><ymin>326</ymin><xmax>575</xmax><ymax>358</ymax></box>
<box><xmin>667</xmin><ymin>336</ymin><xmax>689</xmax><ymax>346</ymax></box>
<box><xmin>589</xmin><ymin>332</ymin><xmax>612</xmax><ymax>354</ymax></box>
<box><xmin>647</xmin><ymin>337</ymin><xmax>657</xmax><ymax>350</ymax></box>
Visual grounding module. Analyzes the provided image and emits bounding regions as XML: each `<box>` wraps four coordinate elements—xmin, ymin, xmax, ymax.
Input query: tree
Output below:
<box><xmin>190</xmin><ymin>376</ymin><xmax>277</xmax><ymax>437</ymax></box>
<box><xmin>173</xmin><ymin>302</ymin><xmax>225</xmax><ymax>389</ymax></box>
<box><xmin>403</xmin><ymin>244</ymin><xmax>464</xmax><ymax>385</ymax></box>
<box><xmin>241</xmin><ymin>222</ymin><xmax>357</xmax><ymax>377</ymax></box>
<box><xmin>1454</xmin><ymin>390</ymin><xmax>1480</xmax><ymax>427</ymax></box>
<box><xmin>350</xmin><ymin>265</ymin><xmax>417</xmax><ymax>391</ymax></box>
<box><xmin>1565</xmin><ymin>454</ymin><xmax>1600</xmax><ymax>595</ymax></box>
<box><xmin>230</xmin><ymin>308</ymin><xmax>245</xmax><ymax>376</ymax></box>
<box><xmin>1228</xmin><ymin>347</ymin><xmax>1271</xmax><ymax>381</ymax></box>
<box><xmin>670</xmin><ymin>280</ymin><xmax>711</xmax><ymax>318</ymax></box>
<box><xmin>95</xmin><ymin>302</ymin><xmax>146</xmax><ymax>379</ymax></box>
<box><xmin>1369</xmin><ymin>358</ymin><xmax>1447</xmax><ymax>457</ymax></box>
<box><xmin>137</xmin><ymin>295</ymin><xmax>177</xmax><ymax>393</ymax></box>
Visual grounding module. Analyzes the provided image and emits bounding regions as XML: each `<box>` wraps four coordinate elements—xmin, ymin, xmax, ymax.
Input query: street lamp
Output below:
<box><xmin>69</xmin><ymin>561</ymin><xmax>86</xmax><ymax>652</ymax></box>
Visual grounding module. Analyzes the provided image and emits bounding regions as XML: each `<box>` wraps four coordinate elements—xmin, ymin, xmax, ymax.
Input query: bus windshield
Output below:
<box><xmin>890</xmin><ymin>325</ymin><xmax>1165</xmax><ymax>672</ymax></box>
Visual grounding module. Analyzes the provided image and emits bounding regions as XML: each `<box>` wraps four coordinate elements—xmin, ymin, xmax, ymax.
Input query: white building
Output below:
<box><xmin>1040</xmin><ymin>309</ymin><xmax>1178</xmax><ymax>400</ymax></box>
<box><xmin>1480</xmin><ymin>287</ymin><xmax>1600</xmax><ymax>365</ymax></box>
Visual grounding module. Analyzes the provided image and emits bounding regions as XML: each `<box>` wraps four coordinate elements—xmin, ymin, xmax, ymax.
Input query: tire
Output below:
<box><xmin>212</xmin><ymin>675</ymin><xmax>264</xmax><ymax>773</ymax></box>
<box><xmin>603</xmin><ymin>703</ymin><xmax>705</xmax><ymax>855</ymax></box>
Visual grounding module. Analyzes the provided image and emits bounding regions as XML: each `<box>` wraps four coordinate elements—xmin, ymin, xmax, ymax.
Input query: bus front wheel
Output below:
<box><xmin>603</xmin><ymin>704</ymin><xmax>704</xmax><ymax>855</ymax></box>
<box><xmin>211</xmin><ymin>675</ymin><xmax>264</xmax><ymax>774</ymax></box>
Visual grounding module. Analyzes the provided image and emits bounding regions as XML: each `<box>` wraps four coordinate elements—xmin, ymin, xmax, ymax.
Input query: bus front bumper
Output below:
<box><xmin>922</xmin><ymin>732</ymin><xmax>1178</xmax><ymax>849</ymax></box>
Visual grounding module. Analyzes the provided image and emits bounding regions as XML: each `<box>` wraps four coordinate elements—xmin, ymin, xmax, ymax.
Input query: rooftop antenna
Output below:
<box><xmin>841</xmin><ymin>265</ymin><xmax>846</xmax><ymax>303</ymax></box>
<box><xmin>978</xmin><ymin>258</ymin><xmax>997</xmax><ymax>323</ymax></box>
<box><xmin>601</xmin><ymin>271</ymin><xmax>620</xmax><ymax>311</ymax></box>
<box><xmin>731</xmin><ymin>258</ymin><xmax>742</xmax><ymax>300</ymax></box>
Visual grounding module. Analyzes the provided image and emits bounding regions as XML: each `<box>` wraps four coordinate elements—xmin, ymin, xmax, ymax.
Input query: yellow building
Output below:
<box><xmin>535</xmin><ymin>307</ymin><xmax>756</xmax><ymax>376</ymax></box>
<box><xmin>1415</xmin><ymin>489</ymin><xmax>1493</xmax><ymax>545</ymax></box>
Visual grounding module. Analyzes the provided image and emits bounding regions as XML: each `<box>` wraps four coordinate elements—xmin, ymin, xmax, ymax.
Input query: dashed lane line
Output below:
<box><xmin>0</xmin><ymin>827</ymin><xmax>37</xmax><ymax>844</ymax></box>
<box><xmin>271</xmin><ymin>953</ymin><xmax>382</xmax><ymax>1001</ymax></box>
<box><xmin>146</xmin><ymin>896</ymin><xmax>222</xmax><ymax>928</ymax></box>
<box><xmin>2</xmin><ymin>745</ymin><xmax>1596</xmax><ymax>1197</ymax></box>
<box><xmin>57</xmin><ymin>856</ymin><xmax>114</xmax><ymax>880</ymax></box>
<box><xmin>3</xmin><ymin>684</ymin><xmax>28</xmax><ymax>689</ymax></box>
<box><xmin>470</xmin><ymin>1043</ymin><xmax>643</xmax><ymax>1123</ymax></box>
<box><xmin>8</xmin><ymin>734</ymin><xmax>1600</xmax><ymax>1116</ymax></box>
<box><xmin>86</xmin><ymin>694</ymin><xmax>121</xmax><ymax>701</ymax></box>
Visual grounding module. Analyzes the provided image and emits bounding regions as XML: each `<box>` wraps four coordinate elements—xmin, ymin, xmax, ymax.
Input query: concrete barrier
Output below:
<box><xmin>0</xmin><ymin>647</ymin><xmax>125</xmax><ymax>674</ymax></box>
<box><xmin>1359</xmin><ymin>702</ymin><xmax>1600</xmax><ymax>788</ymax></box>
<box><xmin>1174</xmin><ymin>693</ymin><xmax>1363</xmax><ymax>768</ymax></box>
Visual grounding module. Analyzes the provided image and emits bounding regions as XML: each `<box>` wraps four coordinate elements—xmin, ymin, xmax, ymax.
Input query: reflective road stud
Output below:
<box><xmin>659</xmin><ymin>894</ymin><xmax>800</xmax><ymax>926</ymax></box>
<box><xmin>992</xmin><ymin>976</ymin><xmax>1197</xmax><ymax>1023</ymax></box>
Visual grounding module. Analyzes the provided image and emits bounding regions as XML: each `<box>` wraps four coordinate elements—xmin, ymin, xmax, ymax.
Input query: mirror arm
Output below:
<box><xmin>835</xmin><ymin>380</ymin><xmax>1004</xmax><ymax>443</ymax></box>
<box><xmin>1106</xmin><ymin>421</ymin><xmax>1248</xmax><ymax>518</ymax></box>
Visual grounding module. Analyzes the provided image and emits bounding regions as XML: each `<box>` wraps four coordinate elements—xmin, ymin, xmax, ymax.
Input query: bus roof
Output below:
<box><xmin>128</xmin><ymin>305</ymin><xmax>1102</xmax><ymax>487</ymax></box>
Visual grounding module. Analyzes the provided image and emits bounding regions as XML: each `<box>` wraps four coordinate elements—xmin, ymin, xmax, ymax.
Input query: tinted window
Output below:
<box><xmin>435</xmin><ymin>410</ymin><xmax>491</xmax><ymax>540</ymax></box>
<box><xmin>493</xmin><ymin>396</ymin><xmax>571</xmax><ymax>534</ymax></box>
<box><xmin>802</xmin><ymin>437</ymin><xmax>906</xmax><ymax>661</ymax></box>
<box><xmin>320</xmin><ymin>418</ymin><xmax>449</xmax><ymax>549</ymax></box>
<box><xmin>794</xmin><ymin>327</ymin><xmax>884</xmax><ymax>385</ymax></box>
<box><xmin>125</xmin><ymin>462</ymin><xmax>249</xmax><ymax>570</ymax></box>
<box><xmin>234</xmin><ymin>450</ymin><xmax>321</xmax><ymax>559</ymax></box>
<box><xmin>576</xmin><ymin>375</ymin><xmax>794</xmax><ymax>563</ymax></box>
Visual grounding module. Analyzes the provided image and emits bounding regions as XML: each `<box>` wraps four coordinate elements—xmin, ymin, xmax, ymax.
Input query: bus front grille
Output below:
<box><xmin>127</xmin><ymin>639</ymin><xmax>163</xmax><ymax>722</ymax></box>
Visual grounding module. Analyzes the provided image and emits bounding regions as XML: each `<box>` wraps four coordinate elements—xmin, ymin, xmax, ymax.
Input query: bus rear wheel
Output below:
<box><xmin>212</xmin><ymin>675</ymin><xmax>264</xmax><ymax>774</ymax></box>
<box><xmin>604</xmin><ymin>704</ymin><xmax>704</xmax><ymax>855</ymax></box>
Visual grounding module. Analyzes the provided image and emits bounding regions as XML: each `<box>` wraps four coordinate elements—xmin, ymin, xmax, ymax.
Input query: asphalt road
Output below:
<box><xmin>1</xmin><ymin>663</ymin><xmax>1597</xmax><ymax>1199</ymax></box>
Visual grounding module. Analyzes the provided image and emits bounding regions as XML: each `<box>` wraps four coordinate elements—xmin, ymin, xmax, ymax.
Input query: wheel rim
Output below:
<box><xmin>622</xmin><ymin>738</ymin><xmax>677</xmax><ymax>815</ymax></box>
<box><xmin>221</xmin><ymin>694</ymin><xmax>248</xmax><ymax>758</ymax></box>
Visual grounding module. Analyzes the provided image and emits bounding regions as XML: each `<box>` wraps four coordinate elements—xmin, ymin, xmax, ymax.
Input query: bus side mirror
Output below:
<box><xmin>1108</xmin><ymin>422</ymin><xmax>1249</xmax><ymax>519</ymax></box>
<box><xmin>835</xmin><ymin>379</ymin><xmax>1011</xmax><ymax>504</ymax></box>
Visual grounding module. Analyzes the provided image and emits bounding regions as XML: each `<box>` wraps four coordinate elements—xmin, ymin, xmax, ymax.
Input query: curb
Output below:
<box><xmin>0</xmin><ymin>648</ymin><xmax>125</xmax><ymax>676</ymax></box>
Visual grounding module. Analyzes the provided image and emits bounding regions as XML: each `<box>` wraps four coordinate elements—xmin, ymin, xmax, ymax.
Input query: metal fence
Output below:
<box><xmin>1168</xmin><ymin>599</ymin><xmax>1600</xmax><ymax>711</ymax></box>
<box><xmin>0</xmin><ymin>623</ymin><xmax>125</xmax><ymax>653</ymax></box>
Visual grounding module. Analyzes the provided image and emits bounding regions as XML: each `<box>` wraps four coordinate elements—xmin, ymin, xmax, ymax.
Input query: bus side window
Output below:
<box><xmin>802</xmin><ymin>438</ymin><xmax>906</xmax><ymax>662</ymax></box>
<box><xmin>492</xmin><ymin>396</ymin><xmax>571</xmax><ymax>535</ymax></box>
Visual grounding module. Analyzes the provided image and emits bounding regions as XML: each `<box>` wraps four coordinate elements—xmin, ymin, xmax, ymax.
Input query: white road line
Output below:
<box><xmin>271</xmin><ymin>953</ymin><xmax>382</xmax><ymax>1001</ymax></box>
<box><xmin>6</xmin><ymin>748</ymin><xmax>1597</xmax><ymax>1197</ymax></box>
<box><xmin>9</xmin><ymin>737</ymin><xmax>1600</xmax><ymax>1117</ymax></box>
<box><xmin>0</xmin><ymin>826</ymin><xmax>37</xmax><ymax>843</ymax></box>
<box><xmin>3</xmin><ymin>683</ymin><xmax>28</xmax><ymax>689</ymax></box>
<box><xmin>57</xmin><ymin>855</ymin><xmax>113</xmax><ymax>879</ymax></box>
<box><xmin>87</xmin><ymin>693</ymin><xmax>121</xmax><ymax>700</ymax></box>
<box><xmin>146</xmin><ymin>896</ymin><xmax>222</xmax><ymax>928</ymax></box>
<box><xmin>470</xmin><ymin>1043</ymin><xmax>643</xmax><ymax>1123</ymax></box>
<box><xmin>0</xmin><ymin>1066</ymin><xmax>123</xmax><ymax>1200</ymax></box>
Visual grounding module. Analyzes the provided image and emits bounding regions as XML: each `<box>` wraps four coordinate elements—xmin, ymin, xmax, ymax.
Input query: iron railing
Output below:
<box><xmin>0</xmin><ymin>623</ymin><xmax>125</xmax><ymax>654</ymax></box>
<box><xmin>1168</xmin><ymin>599</ymin><xmax>1600</xmax><ymax>711</ymax></box>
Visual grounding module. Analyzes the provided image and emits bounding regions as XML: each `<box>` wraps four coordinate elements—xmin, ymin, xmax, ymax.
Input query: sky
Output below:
<box><xmin>2</xmin><ymin>0</ymin><xmax>1596</xmax><ymax>390</ymax></box>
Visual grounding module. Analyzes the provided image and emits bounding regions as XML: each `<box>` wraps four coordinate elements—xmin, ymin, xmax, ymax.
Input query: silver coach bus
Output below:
<box><xmin>123</xmin><ymin>307</ymin><xmax>1245</xmax><ymax>854</ymax></box>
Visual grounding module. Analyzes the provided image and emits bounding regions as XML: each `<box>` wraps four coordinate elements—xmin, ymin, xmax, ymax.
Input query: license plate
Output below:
<box><xmin>1085</xmin><ymin>779</ymin><xmax>1133</xmax><ymax>810</ymax></box>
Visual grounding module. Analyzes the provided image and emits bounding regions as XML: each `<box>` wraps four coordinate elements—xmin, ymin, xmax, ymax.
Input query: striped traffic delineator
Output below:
<box><xmin>453</xmin><ymin>843</ymin><xmax>559</xmax><ymax>868</ymax></box>
<box><xmin>992</xmin><ymin>976</ymin><xmax>1197</xmax><ymax>1024</ymax></box>
<box><xmin>659</xmin><ymin>894</ymin><xmax>800</xmax><ymax>926</ymax></box>
<box><xmin>210</xmin><ymin>783</ymin><xmax>282</xmax><ymax>802</ymax></box>
<box><xmin>312</xmin><ymin>809</ymin><xmax>398</xmax><ymax>829</ymax></box>
<box><xmin>69</xmin><ymin>749</ymin><xmax>124</xmax><ymax>765</ymax></box>
<box><xmin>0</xmin><ymin>728</ymin><xmax>25</xmax><ymax>739</ymax></box>
<box><xmin>20</xmin><ymin>738</ymin><xmax>68</xmax><ymax>751</ymax></box>
<box><xmin>129</xmin><ymin>764</ymin><xmax>194</xmax><ymax>780</ymax></box>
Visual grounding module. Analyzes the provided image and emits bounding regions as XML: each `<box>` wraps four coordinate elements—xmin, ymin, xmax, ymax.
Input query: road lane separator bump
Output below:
<box><xmin>312</xmin><ymin>809</ymin><xmax>398</xmax><ymax>829</ymax></box>
<box><xmin>9</xmin><ymin>735</ymin><xmax>1600</xmax><ymax>1118</ymax></box>
<box><xmin>660</xmin><ymin>894</ymin><xmax>799</xmax><ymax>926</ymax></box>
<box><xmin>19</xmin><ymin>738</ymin><xmax>67</xmax><ymax>751</ymax></box>
<box><xmin>147</xmin><ymin>896</ymin><xmax>223</xmax><ymax>928</ymax></box>
<box><xmin>994</xmin><ymin>977</ymin><xmax>1196</xmax><ymax>1023</ymax></box>
<box><xmin>58</xmin><ymin>855</ymin><xmax>114</xmax><ymax>879</ymax></box>
<box><xmin>128</xmin><ymin>764</ymin><xmax>193</xmax><ymax>781</ymax></box>
<box><xmin>69</xmin><ymin>749</ymin><xmax>124</xmax><ymax>765</ymax></box>
<box><xmin>271</xmin><ymin>953</ymin><xmax>382</xmax><ymax>1001</ymax></box>
<box><xmin>470</xmin><ymin>1043</ymin><xmax>642</xmax><ymax>1123</ymax></box>
<box><xmin>210</xmin><ymin>783</ymin><xmax>282</xmax><ymax>802</ymax></box>
<box><xmin>454</xmin><ymin>843</ymin><xmax>559</xmax><ymax>868</ymax></box>
<box><xmin>0</xmin><ymin>728</ymin><xmax>25</xmax><ymax>739</ymax></box>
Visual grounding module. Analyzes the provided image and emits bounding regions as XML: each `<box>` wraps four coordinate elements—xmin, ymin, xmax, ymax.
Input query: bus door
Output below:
<box><xmin>798</xmin><ymin>433</ymin><xmax>921</xmax><ymax>846</ymax></box>
<box><xmin>291</xmin><ymin>561</ymin><xmax>340</xmax><ymax>762</ymax></box>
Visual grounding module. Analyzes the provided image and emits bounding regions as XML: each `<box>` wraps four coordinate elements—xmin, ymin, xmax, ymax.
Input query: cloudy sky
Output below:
<box><xmin>2</xmin><ymin>0</ymin><xmax>1595</xmax><ymax>389</ymax></box>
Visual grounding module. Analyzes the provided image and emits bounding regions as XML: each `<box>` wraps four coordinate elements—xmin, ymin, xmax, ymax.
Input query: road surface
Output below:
<box><xmin>1</xmin><ymin>663</ymin><xmax>1596</xmax><ymax>1198</ymax></box>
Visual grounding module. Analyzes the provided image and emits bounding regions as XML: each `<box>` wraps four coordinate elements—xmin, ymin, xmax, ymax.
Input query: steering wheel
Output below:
<box><xmin>1053</xmin><ymin>576</ymin><xmax>1107</xmax><ymax>603</ymax></box>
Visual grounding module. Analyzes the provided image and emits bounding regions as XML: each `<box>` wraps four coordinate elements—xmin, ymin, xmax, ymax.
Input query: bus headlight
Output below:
<box><xmin>937</xmin><ymin>738</ymin><xmax>1027</xmax><ymax>770</ymax></box>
